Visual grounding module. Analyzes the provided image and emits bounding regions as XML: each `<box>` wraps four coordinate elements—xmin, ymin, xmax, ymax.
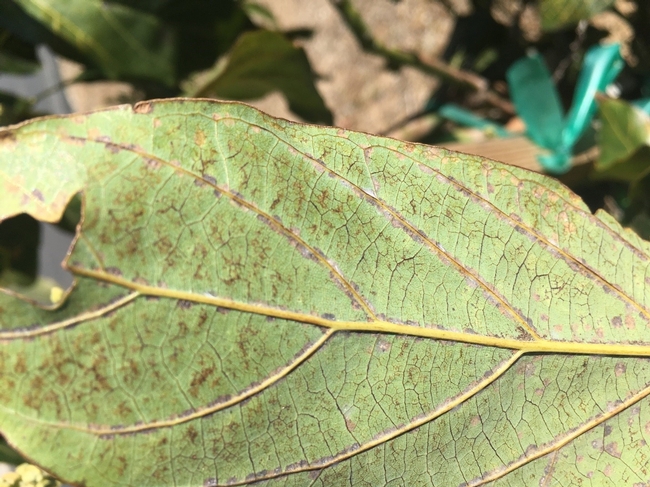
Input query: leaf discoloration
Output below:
<box><xmin>1</xmin><ymin>99</ymin><xmax>650</xmax><ymax>486</ymax></box>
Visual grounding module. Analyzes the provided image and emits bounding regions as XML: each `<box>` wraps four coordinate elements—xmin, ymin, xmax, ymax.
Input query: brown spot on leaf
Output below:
<box><xmin>116</xmin><ymin>456</ymin><xmax>128</xmax><ymax>476</ymax></box>
<box><xmin>186</xmin><ymin>425</ymin><xmax>199</xmax><ymax>443</ymax></box>
<box><xmin>376</xmin><ymin>339</ymin><xmax>391</xmax><ymax>353</ymax></box>
<box><xmin>644</xmin><ymin>421</ymin><xmax>650</xmax><ymax>435</ymax></box>
<box><xmin>189</xmin><ymin>367</ymin><xmax>216</xmax><ymax>397</ymax></box>
<box><xmin>146</xmin><ymin>158</ymin><xmax>161</xmax><ymax>170</ymax></box>
<box><xmin>0</xmin><ymin>131</ymin><xmax>16</xmax><ymax>143</ymax></box>
<box><xmin>203</xmin><ymin>174</ymin><xmax>217</xmax><ymax>185</ymax></box>
<box><xmin>195</xmin><ymin>129</ymin><xmax>206</xmax><ymax>147</ymax></box>
<box><xmin>87</xmin><ymin>128</ymin><xmax>101</xmax><ymax>139</ymax></box>
<box><xmin>64</xmin><ymin>135</ymin><xmax>86</xmax><ymax>146</ymax></box>
<box><xmin>106</xmin><ymin>267</ymin><xmax>123</xmax><ymax>277</ymax></box>
<box><xmin>134</xmin><ymin>101</ymin><xmax>153</xmax><ymax>114</ymax></box>
<box><xmin>15</xmin><ymin>355</ymin><xmax>26</xmax><ymax>374</ymax></box>
<box><xmin>605</xmin><ymin>441</ymin><xmax>622</xmax><ymax>458</ymax></box>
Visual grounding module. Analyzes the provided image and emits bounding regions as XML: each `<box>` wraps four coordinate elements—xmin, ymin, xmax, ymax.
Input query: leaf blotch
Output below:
<box><xmin>31</xmin><ymin>189</ymin><xmax>44</xmax><ymax>202</ymax></box>
<box><xmin>0</xmin><ymin>131</ymin><xmax>16</xmax><ymax>143</ymax></box>
<box><xmin>106</xmin><ymin>267</ymin><xmax>123</xmax><ymax>277</ymax></box>
<box><xmin>202</xmin><ymin>174</ymin><xmax>217</xmax><ymax>185</ymax></box>
<box><xmin>134</xmin><ymin>101</ymin><xmax>153</xmax><ymax>114</ymax></box>
<box><xmin>605</xmin><ymin>441</ymin><xmax>622</xmax><ymax>458</ymax></box>
<box><xmin>186</xmin><ymin>425</ymin><xmax>199</xmax><ymax>443</ymax></box>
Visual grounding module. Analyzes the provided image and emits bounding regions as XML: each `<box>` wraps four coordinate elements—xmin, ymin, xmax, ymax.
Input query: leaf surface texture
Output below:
<box><xmin>1</xmin><ymin>100</ymin><xmax>650</xmax><ymax>486</ymax></box>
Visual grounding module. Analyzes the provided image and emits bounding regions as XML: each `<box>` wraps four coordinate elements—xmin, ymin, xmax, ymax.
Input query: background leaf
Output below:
<box><xmin>0</xmin><ymin>214</ymin><xmax>39</xmax><ymax>287</ymax></box>
<box><xmin>539</xmin><ymin>0</ymin><xmax>615</xmax><ymax>31</ymax></box>
<box><xmin>187</xmin><ymin>30</ymin><xmax>332</xmax><ymax>124</ymax></box>
<box><xmin>0</xmin><ymin>28</ymin><xmax>39</xmax><ymax>75</ymax></box>
<box><xmin>108</xmin><ymin>0</ymin><xmax>260</xmax><ymax>84</ymax></box>
<box><xmin>0</xmin><ymin>436</ymin><xmax>24</xmax><ymax>465</ymax></box>
<box><xmin>2</xmin><ymin>100</ymin><xmax>650</xmax><ymax>486</ymax></box>
<box><xmin>8</xmin><ymin>0</ymin><xmax>176</xmax><ymax>85</ymax></box>
<box><xmin>0</xmin><ymin>2</ymin><xmax>92</xmax><ymax>68</ymax></box>
<box><xmin>0</xmin><ymin>92</ymin><xmax>37</xmax><ymax>126</ymax></box>
<box><xmin>596</xmin><ymin>96</ymin><xmax>650</xmax><ymax>179</ymax></box>
<box><xmin>0</xmin><ymin>52</ymin><xmax>39</xmax><ymax>75</ymax></box>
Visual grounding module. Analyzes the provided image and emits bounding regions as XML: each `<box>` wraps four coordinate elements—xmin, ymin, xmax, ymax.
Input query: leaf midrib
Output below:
<box><xmin>9</xmin><ymin>266</ymin><xmax>650</xmax><ymax>360</ymax></box>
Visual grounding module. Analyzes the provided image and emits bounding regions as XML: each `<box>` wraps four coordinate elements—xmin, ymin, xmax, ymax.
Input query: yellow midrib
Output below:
<box><xmin>40</xmin><ymin>265</ymin><xmax>650</xmax><ymax>358</ymax></box>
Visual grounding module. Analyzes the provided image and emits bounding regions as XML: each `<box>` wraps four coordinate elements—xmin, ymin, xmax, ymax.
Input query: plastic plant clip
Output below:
<box><xmin>437</xmin><ymin>103</ymin><xmax>510</xmax><ymax>138</ymax></box>
<box><xmin>562</xmin><ymin>43</ymin><xmax>624</xmax><ymax>151</ymax></box>
<box><xmin>506</xmin><ymin>51</ymin><xmax>564</xmax><ymax>154</ymax></box>
<box><xmin>507</xmin><ymin>43</ymin><xmax>624</xmax><ymax>173</ymax></box>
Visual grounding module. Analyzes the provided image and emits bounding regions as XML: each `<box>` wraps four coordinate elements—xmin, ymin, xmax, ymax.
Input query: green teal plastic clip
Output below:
<box><xmin>437</xmin><ymin>103</ymin><xmax>511</xmax><ymax>138</ymax></box>
<box><xmin>507</xmin><ymin>43</ymin><xmax>624</xmax><ymax>173</ymax></box>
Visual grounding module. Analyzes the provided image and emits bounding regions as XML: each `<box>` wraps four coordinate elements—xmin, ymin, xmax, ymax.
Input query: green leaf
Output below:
<box><xmin>187</xmin><ymin>30</ymin><xmax>332</xmax><ymax>124</ymax></box>
<box><xmin>596</xmin><ymin>97</ymin><xmax>650</xmax><ymax>180</ymax></box>
<box><xmin>241</xmin><ymin>1</ymin><xmax>278</xmax><ymax>30</ymax></box>
<box><xmin>140</xmin><ymin>0</ymin><xmax>258</xmax><ymax>82</ymax></box>
<box><xmin>10</xmin><ymin>0</ymin><xmax>175</xmax><ymax>85</ymax></box>
<box><xmin>0</xmin><ymin>28</ymin><xmax>39</xmax><ymax>69</ymax></box>
<box><xmin>539</xmin><ymin>0</ymin><xmax>615</xmax><ymax>31</ymax></box>
<box><xmin>2</xmin><ymin>99</ymin><xmax>650</xmax><ymax>486</ymax></box>
<box><xmin>0</xmin><ymin>51</ymin><xmax>39</xmax><ymax>74</ymax></box>
<box><xmin>0</xmin><ymin>214</ymin><xmax>62</xmax><ymax>307</ymax></box>
<box><xmin>0</xmin><ymin>214</ymin><xmax>39</xmax><ymax>286</ymax></box>
<box><xmin>0</xmin><ymin>436</ymin><xmax>24</xmax><ymax>465</ymax></box>
<box><xmin>0</xmin><ymin>4</ymin><xmax>91</xmax><ymax>68</ymax></box>
<box><xmin>0</xmin><ymin>92</ymin><xmax>38</xmax><ymax>128</ymax></box>
<box><xmin>595</xmin><ymin>145</ymin><xmax>650</xmax><ymax>183</ymax></box>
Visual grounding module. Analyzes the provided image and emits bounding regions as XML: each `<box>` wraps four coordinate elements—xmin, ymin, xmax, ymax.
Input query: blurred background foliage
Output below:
<box><xmin>0</xmin><ymin>0</ymin><xmax>331</xmax><ymax>124</ymax></box>
<box><xmin>2</xmin><ymin>0</ymin><xmax>650</xmax><ymax>471</ymax></box>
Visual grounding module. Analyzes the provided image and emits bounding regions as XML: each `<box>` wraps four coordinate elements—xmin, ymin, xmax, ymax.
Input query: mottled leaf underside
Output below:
<box><xmin>1</xmin><ymin>99</ymin><xmax>650</xmax><ymax>486</ymax></box>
